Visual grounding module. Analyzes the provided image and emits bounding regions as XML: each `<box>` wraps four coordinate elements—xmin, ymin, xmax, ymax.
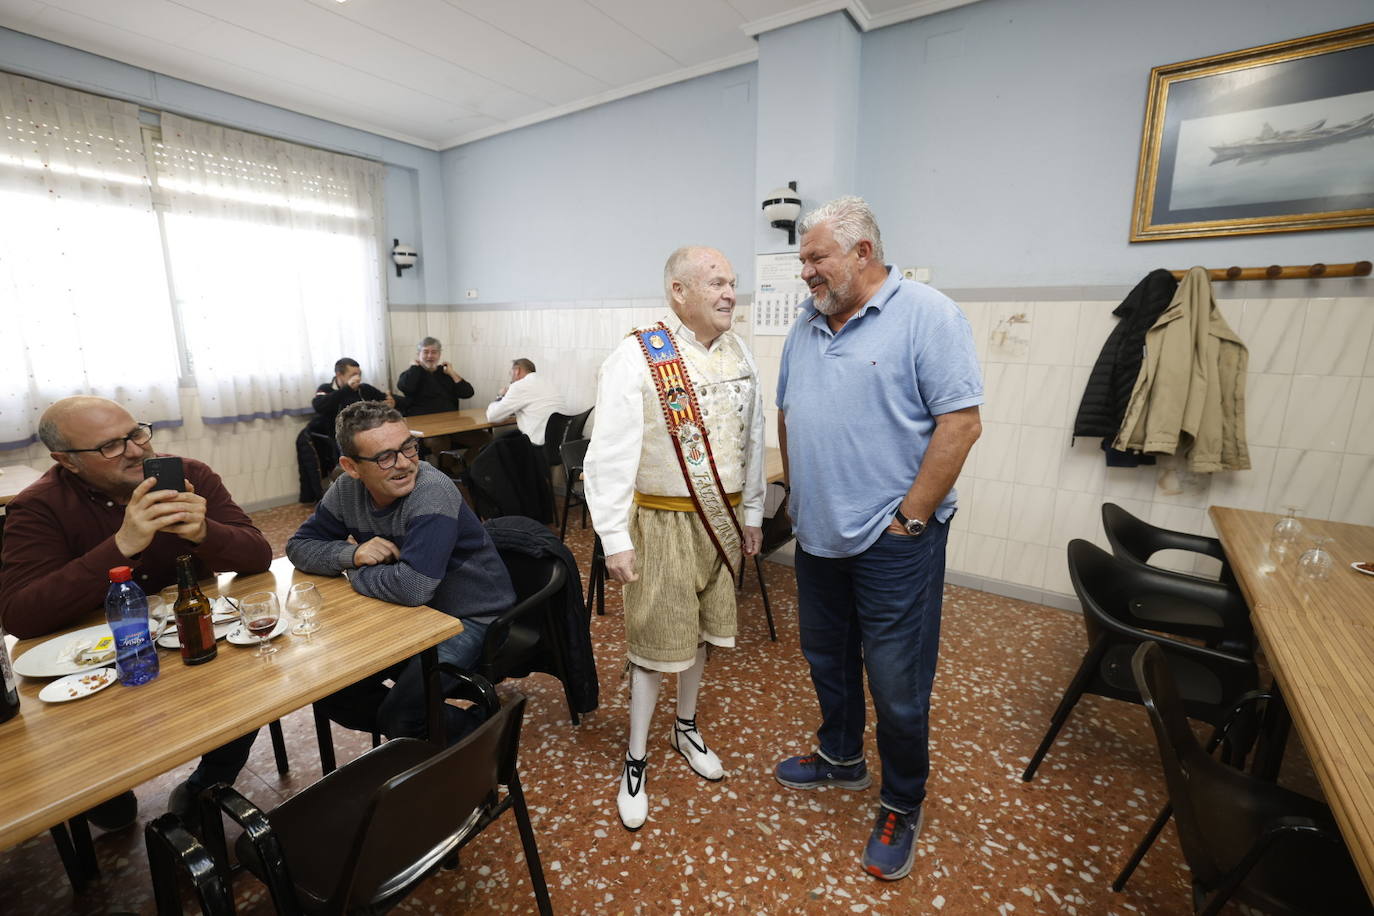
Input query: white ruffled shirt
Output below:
<box><xmin>585</xmin><ymin>316</ymin><xmax>766</xmax><ymax>556</ymax></box>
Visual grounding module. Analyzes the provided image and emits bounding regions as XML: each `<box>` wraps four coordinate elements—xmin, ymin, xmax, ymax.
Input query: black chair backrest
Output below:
<box><xmin>341</xmin><ymin>695</ymin><xmax>528</xmax><ymax>908</ymax></box>
<box><xmin>542</xmin><ymin>413</ymin><xmax>574</xmax><ymax>468</ymax></box>
<box><xmin>563</xmin><ymin>407</ymin><xmax>593</xmax><ymax>443</ymax></box>
<box><xmin>559</xmin><ymin>437</ymin><xmax>589</xmax><ymax>474</ymax></box>
<box><xmin>496</xmin><ymin>548</ymin><xmax>564</xmax><ymax>607</ymax></box>
<box><xmin>759</xmin><ymin>481</ymin><xmax>793</xmax><ymax>555</ymax></box>
<box><xmin>469</xmin><ymin>435</ymin><xmax>555</xmax><ymax>522</ymax></box>
<box><xmin>1132</xmin><ymin>642</ymin><xmax>1244</xmax><ymax>889</ymax></box>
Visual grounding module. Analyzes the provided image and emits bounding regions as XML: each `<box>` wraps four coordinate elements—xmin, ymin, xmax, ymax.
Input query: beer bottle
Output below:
<box><xmin>173</xmin><ymin>555</ymin><xmax>218</xmax><ymax>665</ymax></box>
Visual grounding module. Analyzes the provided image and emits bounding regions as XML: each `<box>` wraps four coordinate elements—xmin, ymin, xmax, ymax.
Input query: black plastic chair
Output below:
<box><xmin>149</xmin><ymin>671</ymin><xmax>553</xmax><ymax>916</ymax></box>
<box><xmin>1101</xmin><ymin>503</ymin><xmax>1252</xmax><ymax>655</ymax></box>
<box><xmin>558</xmin><ymin>437</ymin><xmax>590</xmax><ymax>541</ymax></box>
<box><xmin>1021</xmin><ymin>539</ymin><xmax>1258</xmax><ymax>782</ymax></box>
<box><xmin>540</xmin><ymin>412</ymin><xmax>574</xmax><ymax>473</ymax></box>
<box><xmin>477</xmin><ymin>547</ymin><xmax>580</xmax><ymax>724</ymax></box>
<box><xmin>1126</xmin><ymin>642</ymin><xmax>1373</xmax><ymax>915</ymax></box>
<box><xmin>145</xmin><ymin>814</ymin><xmax>233</xmax><ymax>915</ymax></box>
<box><xmin>563</xmin><ymin>406</ymin><xmax>592</xmax><ymax>444</ymax></box>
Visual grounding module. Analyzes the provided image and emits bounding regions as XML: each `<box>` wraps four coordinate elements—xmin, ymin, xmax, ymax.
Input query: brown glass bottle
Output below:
<box><xmin>173</xmin><ymin>555</ymin><xmax>218</xmax><ymax>665</ymax></box>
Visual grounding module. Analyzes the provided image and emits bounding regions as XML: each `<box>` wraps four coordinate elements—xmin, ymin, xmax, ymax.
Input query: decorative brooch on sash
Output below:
<box><xmin>634</xmin><ymin>323</ymin><xmax>744</xmax><ymax>576</ymax></box>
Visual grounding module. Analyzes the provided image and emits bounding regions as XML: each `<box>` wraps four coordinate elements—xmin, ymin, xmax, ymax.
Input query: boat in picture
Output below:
<box><xmin>1209</xmin><ymin>112</ymin><xmax>1374</xmax><ymax>165</ymax></box>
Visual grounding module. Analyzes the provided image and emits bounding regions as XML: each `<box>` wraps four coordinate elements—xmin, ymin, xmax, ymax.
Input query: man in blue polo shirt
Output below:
<box><xmin>773</xmin><ymin>197</ymin><xmax>982</xmax><ymax>881</ymax></box>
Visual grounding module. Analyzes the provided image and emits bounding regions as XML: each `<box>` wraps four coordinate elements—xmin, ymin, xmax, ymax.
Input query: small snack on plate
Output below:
<box><xmin>1356</xmin><ymin>561</ymin><xmax>1374</xmax><ymax>574</ymax></box>
<box><xmin>80</xmin><ymin>636</ymin><xmax>116</xmax><ymax>665</ymax></box>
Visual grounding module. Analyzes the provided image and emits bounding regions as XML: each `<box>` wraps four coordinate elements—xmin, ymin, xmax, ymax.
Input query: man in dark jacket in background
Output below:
<box><xmin>396</xmin><ymin>337</ymin><xmax>475</xmax><ymax>416</ymax></box>
<box><xmin>297</xmin><ymin>357</ymin><xmax>396</xmax><ymax>502</ymax></box>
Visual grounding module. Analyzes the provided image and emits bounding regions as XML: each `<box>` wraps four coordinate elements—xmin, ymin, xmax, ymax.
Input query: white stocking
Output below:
<box><xmin>675</xmin><ymin>644</ymin><xmax>708</xmax><ymax>721</ymax></box>
<box><xmin>627</xmin><ymin>664</ymin><xmax>662</xmax><ymax>760</ymax></box>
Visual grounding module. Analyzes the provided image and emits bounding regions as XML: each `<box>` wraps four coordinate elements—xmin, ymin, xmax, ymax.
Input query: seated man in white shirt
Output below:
<box><xmin>485</xmin><ymin>358</ymin><xmax>566</xmax><ymax>446</ymax></box>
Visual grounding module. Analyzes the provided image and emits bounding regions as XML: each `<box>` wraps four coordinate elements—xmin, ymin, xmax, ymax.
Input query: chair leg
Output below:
<box><xmin>1021</xmin><ymin>639</ymin><xmax>1105</xmax><ymax>781</ymax></box>
<box><xmin>269</xmin><ymin>719</ymin><xmax>290</xmax><ymax>774</ymax></box>
<box><xmin>559</xmin><ymin>490</ymin><xmax>571</xmax><ymax>541</ymax></box>
<box><xmin>1111</xmin><ymin>802</ymin><xmax>1172</xmax><ymax>891</ymax></box>
<box><xmin>754</xmin><ymin>555</ymin><xmax>777</xmax><ymax>642</ymax></box>
<box><xmin>508</xmin><ymin>772</ymin><xmax>554</xmax><ymax>916</ymax></box>
<box><xmin>312</xmin><ymin>704</ymin><xmax>338</xmax><ymax>776</ymax></box>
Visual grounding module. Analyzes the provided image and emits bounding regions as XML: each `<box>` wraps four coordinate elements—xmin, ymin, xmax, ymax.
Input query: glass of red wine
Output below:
<box><xmin>238</xmin><ymin>590</ymin><xmax>281</xmax><ymax>658</ymax></box>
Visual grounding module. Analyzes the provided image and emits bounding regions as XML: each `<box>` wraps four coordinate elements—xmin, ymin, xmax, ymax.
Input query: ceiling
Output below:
<box><xmin>0</xmin><ymin>0</ymin><xmax>979</xmax><ymax>150</ymax></box>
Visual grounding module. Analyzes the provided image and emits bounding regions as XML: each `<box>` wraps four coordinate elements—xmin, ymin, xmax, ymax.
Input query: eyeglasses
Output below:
<box><xmin>352</xmin><ymin>438</ymin><xmax>420</xmax><ymax>470</ymax></box>
<box><xmin>60</xmin><ymin>423</ymin><xmax>154</xmax><ymax>459</ymax></box>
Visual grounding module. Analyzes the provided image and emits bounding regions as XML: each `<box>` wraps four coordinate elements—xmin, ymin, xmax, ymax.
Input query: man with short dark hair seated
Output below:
<box><xmin>0</xmin><ymin>396</ymin><xmax>273</xmax><ymax>831</ymax></box>
<box><xmin>286</xmin><ymin>401</ymin><xmax>515</xmax><ymax>741</ymax></box>
<box><xmin>296</xmin><ymin>357</ymin><xmax>396</xmax><ymax>503</ymax></box>
<box><xmin>485</xmin><ymin>357</ymin><xmax>566</xmax><ymax>446</ymax></box>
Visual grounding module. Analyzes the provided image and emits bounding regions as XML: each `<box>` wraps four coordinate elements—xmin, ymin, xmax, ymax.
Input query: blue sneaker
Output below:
<box><xmin>862</xmin><ymin>804</ymin><xmax>923</xmax><ymax>880</ymax></box>
<box><xmin>774</xmin><ymin>752</ymin><xmax>872</xmax><ymax>790</ymax></box>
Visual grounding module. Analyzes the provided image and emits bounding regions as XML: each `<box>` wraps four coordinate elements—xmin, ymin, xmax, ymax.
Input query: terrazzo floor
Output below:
<box><xmin>0</xmin><ymin>499</ymin><xmax>1325</xmax><ymax>915</ymax></box>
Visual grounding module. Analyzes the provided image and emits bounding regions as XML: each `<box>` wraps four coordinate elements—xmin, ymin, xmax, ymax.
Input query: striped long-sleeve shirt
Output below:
<box><xmin>286</xmin><ymin>462</ymin><xmax>513</xmax><ymax>621</ymax></box>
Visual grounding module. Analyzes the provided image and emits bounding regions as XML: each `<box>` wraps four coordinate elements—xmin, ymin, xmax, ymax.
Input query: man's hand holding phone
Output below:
<box><xmin>114</xmin><ymin>459</ymin><xmax>208</xmax><ymax>557</ymax></box>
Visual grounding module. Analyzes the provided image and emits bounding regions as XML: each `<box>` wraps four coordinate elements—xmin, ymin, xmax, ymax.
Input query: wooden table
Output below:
<box><xmin>0</xmin><ymin>464</ymin><xmax>45</xmax><ymax>507</ymax></box>
<box><xmin>407</xmin><ymin>408</ymin><xmax>513</xmax><ymax>439</ymax></box>
<box><xmin>0</xmin><ymin>556</ymin><xmax>463</xmax><ymax>854</ymax></box>
<box><xmin>1209</xmin><ymin>506</ymin><xmax>1374</xmax><ymax>895</ymax></box>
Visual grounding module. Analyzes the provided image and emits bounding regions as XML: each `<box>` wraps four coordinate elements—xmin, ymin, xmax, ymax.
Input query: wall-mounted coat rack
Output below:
<box><xmin>1169</xmin><ymin>260</ymin><xmax>1371</xmax><ymax>282</ymax></box>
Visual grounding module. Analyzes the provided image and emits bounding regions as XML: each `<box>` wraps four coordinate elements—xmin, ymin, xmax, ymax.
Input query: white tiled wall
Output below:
<box><xmin>7</xmin><ymin>291</ymin><xmax>1369</xmax><ymax>609</ymax></box>
<box><xmin>390</xmin><ymin>290</ymin><xmax>1374</xmax><ymax>607</ymax></box>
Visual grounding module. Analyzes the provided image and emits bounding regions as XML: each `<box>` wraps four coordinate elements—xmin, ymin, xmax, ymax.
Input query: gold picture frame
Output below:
<box><xmin>1130</xmin><ymin>23</ymin><xmax>1374</xmax><ymax>242</ymax></box>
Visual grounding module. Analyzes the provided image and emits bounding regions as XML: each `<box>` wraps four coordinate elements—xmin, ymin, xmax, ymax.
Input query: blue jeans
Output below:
<box><xmin>317</xmin><ymin>616</ymin><xmax>490</xmax><ymax>745</ymax></box>
<box><xmin>793</xmin><ymin>519</ymin><xmax>950</xmax><ymax>813</ymax></box>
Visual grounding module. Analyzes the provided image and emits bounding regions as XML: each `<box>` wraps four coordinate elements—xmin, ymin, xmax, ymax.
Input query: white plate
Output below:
<box><xmin>12</xmin><ymin>623</ymin><xmax>116</xmax><ymax>678</ymax></box>
<box><xmin>226</xmin><ymin>616</ymin><xmax>289</xmax><ymax>646</ymax></box>
<box><xmin>156</xmin><ymin>618</ymin><xmax>238</xmax><ymax>650</ymax></box>
<box><xmin>38</xmin><ymin>667</ymin><xmax>118</xmax><ymax>702</ymax></box>
<box><xmin>1351</xmin><ymin>561</ymin><xmax>1374</xmax><ymax>578</ymax></box>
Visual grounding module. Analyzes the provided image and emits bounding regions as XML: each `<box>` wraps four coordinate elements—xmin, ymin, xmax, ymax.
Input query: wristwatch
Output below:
<box><xmin>893</xmin><ymin>508</ymin><xmax>927</xmax><ymax>537</ymax></box>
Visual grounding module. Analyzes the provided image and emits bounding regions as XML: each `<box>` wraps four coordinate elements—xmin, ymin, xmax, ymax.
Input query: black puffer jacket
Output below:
<box><xmin>1073</xmin><ymin>269</ymin><xmax>1179</xmax><ymax>440</ymax></box>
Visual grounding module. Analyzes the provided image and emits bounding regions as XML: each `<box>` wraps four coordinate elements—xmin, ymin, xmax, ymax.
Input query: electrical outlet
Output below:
<box><xmin>465</xmin><ymin>289</ymin><xmax>478</xmax><ymax>299</ymax></box>
<box><xmin>901</xmin><ymin>267</ymin><xmax>932</xmax><ymax>283</ymax></box>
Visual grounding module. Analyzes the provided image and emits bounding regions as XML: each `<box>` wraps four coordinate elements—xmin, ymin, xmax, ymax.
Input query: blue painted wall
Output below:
<box><xmin>441</xmin><ymin>64</ymin><xmax>758</xmax><ymax>303</ymax></box>
<box><xmin>855</xmin><ymin>0</ymin><xmax>1374</xmax><ymax>288</ymax></box>
<box><xmin>0</xmin><ymin>26</ymin><xmax>449</xmax><ymax>305</ymax></box>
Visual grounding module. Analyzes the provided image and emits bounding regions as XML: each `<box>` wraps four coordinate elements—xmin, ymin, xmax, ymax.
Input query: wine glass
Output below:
<box><xmin>286</xmin><ymin>583</ymin><xmax>323</xmax><ymax>637</ymax></box>
<box><xmin>1298</xmin><ymin>536</ymin><xmax>1335</xmax><ymax>582</ymax></box>
<box><xmin>1268</xmin><ymin>505</ymin><xmax>1304</xmax><ymax>566</ymax></box>
<box><xmin>238</xmin><ymin>591</ymin><xmax>281</xmax><ymax>658</ymax></box>
<box><xmin>146</xmin><ymin>595</ymin><xmax>171</xmax><ymax>640</ymax></box>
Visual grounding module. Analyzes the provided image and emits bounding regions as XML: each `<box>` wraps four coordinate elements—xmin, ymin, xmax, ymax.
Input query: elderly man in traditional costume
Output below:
<box><xmin>585</xmin><ymin>245</ymin><xmax>765</xmax><ymax>831</ymax></box>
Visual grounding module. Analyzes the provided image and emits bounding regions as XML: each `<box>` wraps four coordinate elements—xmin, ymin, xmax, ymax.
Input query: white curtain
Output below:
<box><xmin>155</xmin><ymin>113</ymin><xmax>388</xmax><ymax>425</ymax></box>
<box><xmin>0</xmin><ymin>74</ymin><xmax>182</xmax><ymax>450</ymax></box>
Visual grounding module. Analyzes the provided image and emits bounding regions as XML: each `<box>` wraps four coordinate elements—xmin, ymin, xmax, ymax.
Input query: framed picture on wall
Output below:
<box><xmin>1130</xmin><ymin>23</ymin><xmax>1374</xmax><ymax>242</ymax></box>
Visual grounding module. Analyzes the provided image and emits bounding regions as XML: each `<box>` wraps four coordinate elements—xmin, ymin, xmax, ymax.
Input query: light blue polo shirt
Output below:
<box><xmin>777</xmin><ymin>267</ymin><xmax>983</xmax><ymax>558</ymax></box>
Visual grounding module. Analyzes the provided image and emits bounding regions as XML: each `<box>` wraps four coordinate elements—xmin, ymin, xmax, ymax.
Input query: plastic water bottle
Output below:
<box><xmin>105</xmin><ymin>566</ymin><xmax>160</xmax><ymax>686</ymax></box>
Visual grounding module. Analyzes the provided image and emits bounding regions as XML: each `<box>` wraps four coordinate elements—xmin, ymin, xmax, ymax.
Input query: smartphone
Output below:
<box><xmin>142</xmin><ymin>456</ymin><xmax>186</xmax><ymax>492</ymax></box>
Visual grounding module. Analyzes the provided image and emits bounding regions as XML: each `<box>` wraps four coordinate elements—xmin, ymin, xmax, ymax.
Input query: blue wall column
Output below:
<box><xmin>753</xmin><ymin>12</ymin><xmax>862</xmax><ymax>256</ymax></box>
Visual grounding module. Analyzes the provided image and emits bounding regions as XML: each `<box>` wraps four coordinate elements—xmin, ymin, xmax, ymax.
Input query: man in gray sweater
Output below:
<box><xmin>286</xmin><ymin>401</ymin><xmax>514</xmax><ymax>740</ymax></box>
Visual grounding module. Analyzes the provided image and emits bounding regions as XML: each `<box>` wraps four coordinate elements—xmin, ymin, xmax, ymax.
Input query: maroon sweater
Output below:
<box><xmin>0</xmin><ymin>458</ymin><xmax>272</xmax><ymax>639</ymax></box>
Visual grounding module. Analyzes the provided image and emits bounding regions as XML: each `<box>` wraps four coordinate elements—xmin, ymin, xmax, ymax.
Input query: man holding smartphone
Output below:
<box><xmin>0</xmin><ymin>395</ymin><xmax>272</xmax><ymax>831</ymax></box>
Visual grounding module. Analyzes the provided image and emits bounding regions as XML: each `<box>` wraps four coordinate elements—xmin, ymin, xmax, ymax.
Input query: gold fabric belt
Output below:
<box><xmin>634</xmin><ymin>490</ymin><xmax>741</xmax><ymax>512</ymax></box>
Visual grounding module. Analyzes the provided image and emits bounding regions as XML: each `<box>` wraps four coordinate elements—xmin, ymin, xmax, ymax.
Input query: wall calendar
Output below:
<box><xmin>753</xmin><ymin>252</ymin><xmax>808</xmax><ymax>336</ymax></box>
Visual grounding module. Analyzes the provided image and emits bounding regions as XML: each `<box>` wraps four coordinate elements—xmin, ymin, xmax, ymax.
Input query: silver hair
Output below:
<box><xmin>38</xmin><ymin>416</ymin><xmax>69</xmax><ymax>451</ymax></box>
<box><xmin>663</xmin><ymin>246</ymin><xmax>708</xmax><ymax>301</ymax></box>
<box><xmin>797</xmin><ymin>196</ymin><xmax>885</xmax><ymax>262</ymax></box>
<box><xmin>417</xmin><ymin>336</ymin><xmax>442</xmax><ymax>351</ymax></box>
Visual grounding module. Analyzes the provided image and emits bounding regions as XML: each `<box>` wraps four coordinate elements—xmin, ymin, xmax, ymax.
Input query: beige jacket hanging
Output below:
<box><xmin>1113</xmin><ymin>266</ymin><xmax>1250</xmax><ymax>472</ymax></box>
